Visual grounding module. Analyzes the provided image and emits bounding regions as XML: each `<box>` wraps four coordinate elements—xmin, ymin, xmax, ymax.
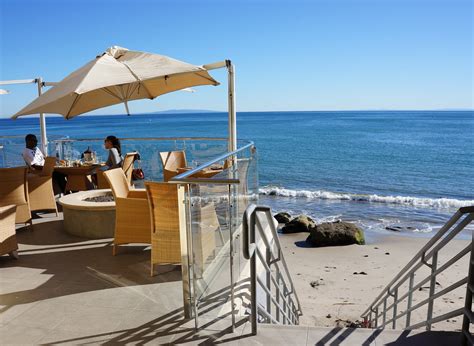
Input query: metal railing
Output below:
<box><xmin>170</xmin><ymin>140</ymin><xmax>258</xmax><ymax>331</ymax></box>
<box><xmin>361</xmin><ymin>206</ymin><xmax>474</xmax><ymax>343</ymax></box>
<box><xmin>243</xmin><ymin>204</ymin><xmax>303</xmax><ymax>335</ymax></box>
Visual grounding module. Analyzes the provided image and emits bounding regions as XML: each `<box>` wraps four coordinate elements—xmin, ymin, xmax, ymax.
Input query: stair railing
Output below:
<box><xmin>360</xmin><ymin>206</ymin><xmax>474</xmax><ymax>345</ymax></box>
<box><xmin>243</xmin><ymin>204</ymin><xmax>303</xmax><ymax>335</ymax></box>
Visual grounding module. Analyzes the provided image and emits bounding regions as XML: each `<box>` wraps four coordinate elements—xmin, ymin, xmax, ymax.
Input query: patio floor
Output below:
<box><xmin>0</xmin><ymin>212</ymin><xmax>248</xmax><ymax>344</ymax></box>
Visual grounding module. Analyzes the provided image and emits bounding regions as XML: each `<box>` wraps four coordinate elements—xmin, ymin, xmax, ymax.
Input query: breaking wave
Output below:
<box><xmin>259</xmin><ymin>186</ymin><xmax>474</xmax><ymax>209</ymax></box>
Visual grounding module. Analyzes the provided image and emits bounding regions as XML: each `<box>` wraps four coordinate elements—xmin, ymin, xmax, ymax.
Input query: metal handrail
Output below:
<box><xmin>50</xmin><ymin>136</ymin><xmax>246</xmax><ymax>142</ymax></box>
<box><xmin>243</xmin><ymin>204</ymin><xmax>303</xmax><ymax>335</ymax></box>
<box><xmin>171</xmin><ymin>141</ymin><xmax>254</xmax><ymax>182</ymax></box>
<box><xmin>361</xmin><ymin>206</ymin><xmax>474</xmax><ymax>342</ymax></box>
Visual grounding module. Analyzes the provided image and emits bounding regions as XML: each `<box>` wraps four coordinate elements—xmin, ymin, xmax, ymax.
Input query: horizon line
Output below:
<box><xmin>1</xmin><ymin>108</ymin><xmax>473</xmax><ymax>119</ymax></box>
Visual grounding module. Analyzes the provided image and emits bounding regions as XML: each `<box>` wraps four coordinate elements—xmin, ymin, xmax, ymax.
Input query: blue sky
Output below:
<box><xmin>0</xmin><ymin>0</ymin><xmax>472</xmax><ymax>118</ymax></box>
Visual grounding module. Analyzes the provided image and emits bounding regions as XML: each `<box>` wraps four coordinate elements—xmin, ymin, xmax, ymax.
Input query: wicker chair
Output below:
<box><xmin>96</xmin><ymin>152</ymin><xmax>137</xmax><ymax>189</ymax></box>
<box><xmin>145</xmin><ymin>182</ymin><xmax>217</xmax><ymax>276</ymax></box>
<box><xmin>122</xmin><ymin>152</ymin><xmax>137</xmax><ymax>185</ymax></box>
<box><xmin>159</xmin><ymin>151</ymin><xmax>190</xmax><ymax>182</ymax></box>
<box><xmin>0</xmin><ymin>205</ymin><xmax>18</xmax><ymax>259</ymax></box>
<box><xmin>145</xmin><ymin>182</ymin><xmax>184</xmax><ymax>276</ymax></box>
<box><xmin>27</xmin><ymin>157</ymin><xmax>58</xmax><ymax>215</ymax></box>
<box><xmin>103</xmin><ymin>168</ymin><xmax>151</xmax><ymax>255</ymax></box>
<box><xmin>0</xmin><ymin>167</ymin><xmax>31</xmax><ymax>227</ymax></box>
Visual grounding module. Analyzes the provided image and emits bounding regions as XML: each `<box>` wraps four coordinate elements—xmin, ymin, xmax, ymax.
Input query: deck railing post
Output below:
<box><xmin>375</xmin><ymin>306</ymin><xmax>379</xmax><ymax>328</ymax></box>
<box><xmin>461</xmin><ymin>232</ymin><xmax>474</xmax><ymax>345</ymax></box>
<box><xmin>228</xmin><ymin>184</ymin><xmax>236</xmax><ymax>332</ymax></box>
<box><xmin>426</xmin><ymin>251</ymin><xmax>439</xmax><ymax>331</ymax></box>
<box><xmin>266</xmin><ymin>248</ymin><xmax>272</xmax><ymax>319</ymax></box>
<box><xmin>382</xmin><ymin>298</ymin><xmax>387</xmax><ymax>327</ymax></box>
<box><xmin>276</xmin><ymin>271</ymin><xmax>281</xmax><ymax>323</ymax></box>
<box><xmin>406</xmin><ymin>273</ymin><xmax>415</xmax><ymax>328</ymax></box>
<box><xmin>392</xmin><ymin>288</ymin><xmax>398</xmax><ymax>329</ymax></box>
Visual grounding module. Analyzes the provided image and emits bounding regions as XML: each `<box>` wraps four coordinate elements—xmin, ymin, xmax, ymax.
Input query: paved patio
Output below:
<box><xmin>0</xmin><ymin>212</ymin><xmax>250</xmax><ymax>344</ymax></box>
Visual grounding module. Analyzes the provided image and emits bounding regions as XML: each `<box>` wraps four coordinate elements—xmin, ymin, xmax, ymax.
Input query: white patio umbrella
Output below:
<box><xmin>12</xmin><ymin>46</ymin><xmax>219</xmax><ymax>119</ymax></box>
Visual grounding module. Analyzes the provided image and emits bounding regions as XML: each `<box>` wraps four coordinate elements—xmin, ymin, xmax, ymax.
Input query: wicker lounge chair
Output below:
<box><xmin>0</xmin><ymin>167</ymin><xmax>32</xmax><ymax>227</ymax></box>
<box><xmin>27</xmin><ymin>157</ymin><xmax>58</xmax><ymax>215</ymax></box>
<box><xmin>0</xmin><ymin>205</ymin><xmax>19</xmax><ymax>259</ymax></box>
<box><xmin>103</xmin><ymin>168</ymin><xmax>151</xmax><ymax>255</ymax></box>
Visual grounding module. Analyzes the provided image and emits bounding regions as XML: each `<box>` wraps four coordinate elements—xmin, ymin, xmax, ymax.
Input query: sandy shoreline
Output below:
<box><xmin>278</xmin><ymin>231</ymin><xmax>470</xmax><ymax>331</ymax></box>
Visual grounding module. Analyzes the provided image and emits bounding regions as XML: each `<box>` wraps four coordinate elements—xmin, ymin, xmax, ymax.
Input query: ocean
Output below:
<box><xmin>1</xmin><ymin>110</ymin><xmax>473</xmax><ymax>239</ymax></box>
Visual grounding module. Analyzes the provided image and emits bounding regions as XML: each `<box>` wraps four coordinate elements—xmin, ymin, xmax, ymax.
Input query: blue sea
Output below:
<box><xmin>1</xmin><ymin>111</ymin><xmax>473</xmax><ymax>239</ymax></box>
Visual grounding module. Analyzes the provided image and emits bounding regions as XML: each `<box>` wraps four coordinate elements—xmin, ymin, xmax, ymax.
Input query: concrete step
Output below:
<box><xmin>235</xmin><ymin>324</ymin><xmax>462</xmax><ymax>345</ymax></box>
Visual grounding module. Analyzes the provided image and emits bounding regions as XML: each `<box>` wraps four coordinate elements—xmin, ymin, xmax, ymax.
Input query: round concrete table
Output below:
<box><xmin>59</xmin><ymin>189</ymin><xmax>116</xmax><ymax>239</ymax></box>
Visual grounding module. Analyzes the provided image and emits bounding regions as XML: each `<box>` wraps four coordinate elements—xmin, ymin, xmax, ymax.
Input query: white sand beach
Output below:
<box><xmin>279</xmin><ymin>232</ymin><xmax>469</xmax><ymax>331</ymax></box>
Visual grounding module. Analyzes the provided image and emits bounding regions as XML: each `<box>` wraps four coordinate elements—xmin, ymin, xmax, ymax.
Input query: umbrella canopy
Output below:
<box><xmin>12</xmin><ymin>46</ymin><xmax>219</xmax><ymax>119</ymax></box>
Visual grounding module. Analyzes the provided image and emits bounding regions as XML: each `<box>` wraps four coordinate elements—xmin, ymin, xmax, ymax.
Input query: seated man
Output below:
<box><xmin>22</xmin><ymin>134</ymin><xmax>66</xmax><ymax>193</ymax></box>
<box><xmin>22</xmin><ymin>134</ymin><xmax>45</xmax><ymax>170</ymax></box>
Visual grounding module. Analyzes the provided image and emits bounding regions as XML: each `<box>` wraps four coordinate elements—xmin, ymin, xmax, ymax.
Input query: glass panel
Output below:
<box><xmin>184</xmin><ymin>143</ymin><xmax>258</xmax><ymax>326</ymax></box>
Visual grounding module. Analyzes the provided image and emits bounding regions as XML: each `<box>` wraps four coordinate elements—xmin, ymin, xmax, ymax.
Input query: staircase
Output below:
<box><xmin>241</xmin><ymin>205</ymin><xmax>473</xmax><ymax>345</ymax></box>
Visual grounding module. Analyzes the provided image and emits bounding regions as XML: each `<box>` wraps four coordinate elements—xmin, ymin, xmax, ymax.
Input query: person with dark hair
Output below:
<box><xmin>104</xmin><ymin>135</ymin><xmax>123</xmax><ymax>169</ymax></box>
<box><xmin>22</xmin><ymin>134</ymin><xmax>67</xmax><ymax>193</ymax></box>
<box><xmin>22</xmin><ymin>134</ymin><xmax>45</xmax><ymax>169</ymax></box>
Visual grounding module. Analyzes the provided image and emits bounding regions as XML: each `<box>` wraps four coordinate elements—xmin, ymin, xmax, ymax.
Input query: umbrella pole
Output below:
<box><xmin>226</xmin><ymin>60</ymin><xmax>237</xmax><ymax>152</ymax></box>
<box><xmin>36</xmin><ymin>78</ymin><xmax>48</xmax><ymax>155</ymax></box>
<box><xmin>123</xmin><ymin>101</ymin><xmax>131</xmax><ymax>116</ymax></box>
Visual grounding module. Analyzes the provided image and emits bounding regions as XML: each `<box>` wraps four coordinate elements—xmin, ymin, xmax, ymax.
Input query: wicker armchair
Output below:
<box><xmin>145</xmin><ymin>182</ymin><xmax>217</xmax><ymax>276</ymax></box>
<box><xmin>27</xmin><ymin>157</ymin><xmax>58</xmax><ymax>215</ymax></box>
<box><xmin>122</xmin><ymin>152</ymin><xmax>137</xmax><ymax>185</ymax></box>
<box><xmin>159</xmin><ymin>151</ymin><xmax>190</xmax><ymax>182</ymax></box>
<box><xmin>145</xmin><ymin>182</ymin><xmax>184</xmax><ymax>276</ymax></box>
<box><xmin>96</xmin><ymin>152</ymin><xmax>137</xmax><ymax>189</ymax></box>
<box><xmin>0</xmin><ymin>167</ymin><xmax>31</xmax><ymax>227</ymax></box>
<box><xmin>103</xmin><ymin>168</ymin><xmax>151</xmax><ymax>255</ymax></box>
<box><xmin>0</xmin><ymin>205</ymin><xmax>18</xmax><ymax>259</ymax></box>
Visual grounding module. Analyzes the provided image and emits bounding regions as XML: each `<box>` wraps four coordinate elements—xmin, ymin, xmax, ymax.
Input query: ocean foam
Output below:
<box><xmin>259</xmin><ymin>186</ymin><xmax>474</xmax><ymax>209</ymax></box>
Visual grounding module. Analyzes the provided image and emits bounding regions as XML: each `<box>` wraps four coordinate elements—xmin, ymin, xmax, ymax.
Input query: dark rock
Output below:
<box><xmin>385</xmin><ymin>226</ymin><xmax>401</xmax><ymax>232</ymax></box>
<box><xmin>306</xmin><ymin>221</ymin><xmax>365</xmax><ymax>247</ymax></box>
<box><xmin>281</xmin><ymin>214</ymin><xmax>316</xmax><ymax>234</ymax></box>
<box><xmin>274</xmin><ymin>212</ymin><xmax>292</xmax><ymax>224</ymax></box>
<box><xmin>326</xmin><ymin>314</ymin><xmax>332</xmax><ymax>318</ymax></box>
<box><xmin>385</xmin><ymin>252</ymin><xmax>390</xmax><ymax>255</ymax></box>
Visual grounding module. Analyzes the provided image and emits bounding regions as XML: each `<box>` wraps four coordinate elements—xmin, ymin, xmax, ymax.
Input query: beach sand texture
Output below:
<box><xmin>279</xmin><ymin>233</ymin><xmax>469</xmax><ymax>331</ymax></box>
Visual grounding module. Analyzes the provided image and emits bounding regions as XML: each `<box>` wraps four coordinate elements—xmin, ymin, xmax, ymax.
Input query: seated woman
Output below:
<box><xmin>104</xmin><ymin>135</ymin><xmax>123</xmax><ymax>169</ymax></box>
<box><xmin>93</xmin><ymin>136</ymin><xmax>123</xmax><ymax>188</ymax></box>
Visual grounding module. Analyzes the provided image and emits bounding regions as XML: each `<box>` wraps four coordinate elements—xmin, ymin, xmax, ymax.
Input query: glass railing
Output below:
<box><xmin>171</xmin><ymin>141</ymin><xmax>258</xmax><ymax>329</ymax></box>
<box><xmin>0</xmin><ymin>135</ymin><xmax>67</xmax><ymax>168</ymax></box>
<box><xmin>0</xmin><ymin>135</ymin><xmax>251</xmax><ymax>185</ymax></box>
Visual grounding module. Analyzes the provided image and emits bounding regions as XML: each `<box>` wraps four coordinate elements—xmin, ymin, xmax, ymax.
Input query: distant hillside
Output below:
<box><xmin>152</xmin><ymin>109</ymin><xmax>223</xmax><ymax>114</ymax></box>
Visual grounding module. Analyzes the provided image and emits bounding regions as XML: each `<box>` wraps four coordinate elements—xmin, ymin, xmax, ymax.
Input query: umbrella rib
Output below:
<box><xmin>66</xmin><ymin>94</ymin><xmax>82</xmax><ymax>119</ymax></box>
<box><xmin>103</xmin><ymin>87</ymin><xmax>123</xmax><ymax>101</ymax></box>
<box><xmin>119</xmin><ymin>61</ymin><xmax>154</xmax><ymax>99</ymax></box>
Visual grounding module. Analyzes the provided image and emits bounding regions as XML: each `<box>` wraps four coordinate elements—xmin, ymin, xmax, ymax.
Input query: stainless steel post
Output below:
<box><xmin>426</xmin><ymin>251</ymin><xmax>438</xmax><ymax>331</ymax></box>
<box><xmin>461</xmin><ymin>234</ymin><xmax>474</xmax><ymax>346</ymax></box>
<box><xmin>266</xmin><ymin>248</ymin><xmax>272</xmax><ymax>318</ymax></box>
<box><xmin>392</xmin><ymin>288</ymin><xmax>398</xmax><ymax>329</ymax></box>
<box><xmin>406</xmin><ymin>273</ymin><xmax>415</xmax><ymax>328</ymax></box>
<box><xmin>276</xmin><ymin>275</ymin><xmax>281</xmax><ymax>323</ymax></box>
<box><xmin>226</xmin><ymin>60</ymin><xmax>237</xmax><ymax>152</ymax></box>
<box><xmin>228</xmin><ymin>184</ymin><xmax>236</xmax><ymax>332</ymax></box>
<box><xmin>36</xmin><ymin>78</ymin><xmax>48</xmax><ymax>155</ymax></box>
<box><xmin>249</xmin><ymin>210</ymin><xmax>257</xmax><ymax>335</ymax></box>
<box><xmin>375</xmin><ymin>307</ymin><xmax>379</xmax><ymax>328</ymax></box>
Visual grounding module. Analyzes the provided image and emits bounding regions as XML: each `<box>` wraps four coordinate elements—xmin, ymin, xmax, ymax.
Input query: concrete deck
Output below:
<box><xmin>0</xmin><ymin>213</ymin><xmax>463</xmax><ymax>345</ymax></box>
